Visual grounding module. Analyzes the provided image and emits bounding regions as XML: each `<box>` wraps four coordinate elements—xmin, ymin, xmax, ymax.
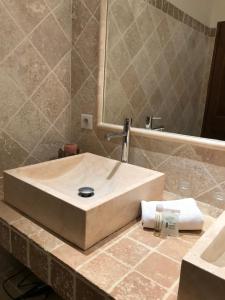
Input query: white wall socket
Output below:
<box><xmin>81</xmin><ymin>114</ymin><xmax>93</xmax><ymax>130</ymax></box>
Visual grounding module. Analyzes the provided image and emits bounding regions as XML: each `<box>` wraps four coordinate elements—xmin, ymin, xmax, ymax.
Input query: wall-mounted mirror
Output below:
<box><xmin>102</xmin><ymin>0</ymin><xmax>225</xmax><ymax>142</ymax></box>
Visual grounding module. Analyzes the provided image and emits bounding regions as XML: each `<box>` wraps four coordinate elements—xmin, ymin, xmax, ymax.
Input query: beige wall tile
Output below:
<box><xmin>6</xmin><ymin>101</ymin><xmax>50</xmax><ymax>151</ymax></box>
<box><xmin>45</xmin><ymin>0</ymin><xmax>62</xmax><ymax>10</ymax></box>
<box><xmin>71</xmin><ymin>49</ymin><xmax>90</xmax><ymax>97</ymax></box>
<box><xmin>0</xmin><ymin>71</ymin><xmax>26</xmax><ymax>129</ymax></box>
<box><xmin>0</xmin><ymin>132</ymin><xmax>28</xmax><ymax>175</ymax></box>
<box><xmin>54</xmin><ymin>105</ymin><xmax>71</xmax><ymax>141</ymax></box>
<box><xmin>75</xmin><ymin>17</ymin><xmax>99</xmax><ymax>71</ymax></box>
<box><xmin>30</xmin><ymin>15</ymin><xmax>70</xmax><ymax>69</ymax></box>
<box><xmin>31</xmin><ymin>72</ymin><xmax>69</xmax><ymax>123</ymax></box>
<box><xmin>54</xmin><ymin>0</ymin><xmax>72</xmax><ymax>40</ymax></box>
<box><xmin>0</xmin><ymin>2</ymin><xmax>24</xmax><ymax>62</ymax></box>
<box><xmin>0</xmin><ymin>0</ymin><xmax>72</xmax><ymax>174</ymax></box>
<box><xmin>2</xmin><ymin>40</ymin><xmax>49</xmax><ymax>97</ymax></box>
<box><xmin>111</xmin><ymin>0</ymin><xmax>134</xmax><ymax>34</ymax></box>
<box><xmin>83</xmin><ymin>0</ymin><xmax>100</xmax><ymax>14</ymax></box>
<box><xmin>54</xmin><ymin>51</ymin><xmax>71</xmax><ymax>93</ymax></box>
<box><xmin>72</xmin><ymin>0</ymin><xmax>91</xmax><ymax>42</ymax></box>
<box><xmin>2</xmin><ymin>0</ymin><xmax>49</xmax><ymax>34</ymax></box>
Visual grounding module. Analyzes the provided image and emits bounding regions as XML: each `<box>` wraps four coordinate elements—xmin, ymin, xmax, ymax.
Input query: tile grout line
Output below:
<box><xmin>0</xmin><ymin>2</ymin><xmax>54</xmax><ymax>67</ymax></box>
<box><xmin>196</xmin><ymin>180</ymin><xmax>225</xmax><ymax>199</ymax></box>
<box><xmin>106</xmin><ymin>5</ymin><xmax>185</xmax><ymax>125</ymax></box>
<box><xmin>4</xmin><ymin>47</ymin><xmax>72</xmax><ymax>162</ymax></box>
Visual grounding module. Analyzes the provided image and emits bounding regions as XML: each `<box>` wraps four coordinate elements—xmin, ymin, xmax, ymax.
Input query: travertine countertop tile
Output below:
<box><xmin>157</xmin><ymin>238</ymin><xmax>192</xmax><ymax>262</ymax></box>
<box><xmin>0</xmin><ymin>198</ymin><xmax>219</xmax><ymax>300</ymax></box>
<box><xmin>78</xmin><ymin>253</ymin><xmax>129</xmax><ymax>291</ymax></box>
<box><xmin>111</xmin><ymin>272</ymin><xmax>166</xmax><ymax>300</ymax></box>
<box><xmin>128</xmin><ymin>224</ymin><xmax>162</xmax><ymax>248</ymax></box>
<box><xmin>106</xmin><ymin>237</ymin><xmax>149</xmax><ymax>267</ymax></box>
<box><xmin>51</xmin><ymin>243</ymin><xmax>100</xmax><ymax>270</ymax></box>
<box><xmin>31</xmin><ymin>230</ymin><xmax>64</xmax><ymax>252</ymax></box>
<box><xmin>0</xmin><ymin>201</ymin><xmax>23</xmax><ymax>224</ymax></box>
<box><xmin>136</xmin><ymin>252</ymin><xmax>181</xmax><ymax>289</ymax></box>
<box><xmin>12</xmin><ymin>218</ymin><xmax>42</xmax><ymax>237</ymax></box>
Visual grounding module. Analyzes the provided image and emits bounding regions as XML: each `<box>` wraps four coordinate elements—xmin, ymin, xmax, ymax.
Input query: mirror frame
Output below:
<box><xmin>97</xmin><ymin>0</ymin><xmax>225</xmax><ymax>151</ymax></box>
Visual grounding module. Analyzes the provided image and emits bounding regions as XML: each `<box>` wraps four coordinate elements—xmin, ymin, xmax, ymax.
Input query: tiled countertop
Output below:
<box><xmin>0</xmin><ymin>196</ymin><xmax>219</xmax><ymax>300</ymax></box>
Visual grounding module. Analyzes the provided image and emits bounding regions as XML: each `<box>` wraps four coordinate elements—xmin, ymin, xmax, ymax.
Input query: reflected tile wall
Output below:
<box><xmin>71</xmin><ymin>0</ymin><xmax>225</xmax><ymax>211</ymax></box>
<box><xmin>0</xmin><ymin>0</ymin><xmax>72</xmax><ymax>175</ymax></box>
<box><xmin>104</xmin><ymin>0</ymin><xmax>215</xmax><ymax>136</ymax></box>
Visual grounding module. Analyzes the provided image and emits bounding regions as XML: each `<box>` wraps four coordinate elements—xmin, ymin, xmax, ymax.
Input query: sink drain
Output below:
<box><xmin>78</xmin><ymin>187</ymin><xmax>94</xmax><ymax>198</ymax></box>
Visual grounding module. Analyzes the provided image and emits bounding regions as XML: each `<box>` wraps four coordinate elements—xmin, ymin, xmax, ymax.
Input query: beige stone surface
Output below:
<box><xmin>0</xmin><ymin>0</ymin><xmax>72</xmax><ymax>176</ymax></box>
<box><xmin>70</xmin><ymin>0</ymin><xmax>225</xmax><ymax>214</ymax></box>
<box><xmin>136</xmin><ymin>252</ymin><xmax>181</xmax><ymax>288</ymax></box>
<box><xmin>112</xmin><ymin>271</ymin><xmax>166</xmax><ymax>300</ymax></box>
<box><xmin>30</xmin><ymin>15</ymin><xmax>70</xmax><ymax>69</ymax></box>
<box><xmin>0</xmin><ymin>196</ymin><xmax>218</xmax><ymax>300</ymax></box>
<box><xmin>178</xmin><ymin>211</ymin><xmax>225</xmax><ymax>300</ymax></box>
<box><xmin>4</xmin><ymin>152</ymin><xmax>165</xmax><ymax>249</ymax></box>
<box><xmin>0</xmin><ymin>2</ymin><xmax>24</xmax><ymax>62</ymax></box>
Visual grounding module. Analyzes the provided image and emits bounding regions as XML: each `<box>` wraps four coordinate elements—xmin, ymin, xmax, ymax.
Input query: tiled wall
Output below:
<box><xmin>104</xmin><ymin>0</ymin><xmax>215</xmax><ymax>136</ymax></box>
<box><xmin>0</xmin><ymin>0</ymin><xmax>72</xmax><ymax>176</ymax></box>
<box><xmin>71</xmin><ymin>0</ymin><xmax>225</xmax><ymax>211</ymax></box>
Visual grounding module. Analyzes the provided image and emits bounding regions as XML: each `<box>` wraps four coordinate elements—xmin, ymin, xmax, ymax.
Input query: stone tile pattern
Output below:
<box><xmin>0</xmin><ymin>198</ymin><xmax>213</xmax><ymax>300</ymax></box>
<box><xmin>104</xmin><ymin>0</ymin><xmax>215</xmax><ymax>136</ymax></box>
<box><xmin>148</xmin><ymin>0</ymin><xmax>216</xmax><ymax>37</ymax></box>
<box><xmin>0</xmin><ymin>0</ymin><xmax>72</xmax><ymax>175</ymax></box>
<box><xmin>71</xmin><ymin>0</ymin><xmax>225</xmax><ymax>211</ymax></box>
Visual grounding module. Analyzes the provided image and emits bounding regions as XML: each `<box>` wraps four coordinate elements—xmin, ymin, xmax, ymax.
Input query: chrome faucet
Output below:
<box><xmin>145</xmin><ymin>116</ymin><xmax>164</xmax><ymax>131</ymax></box>
<box><xmin>106</xmin><ymin>118</ymin><xmax>132</xmax><ymax>163</ymax></box>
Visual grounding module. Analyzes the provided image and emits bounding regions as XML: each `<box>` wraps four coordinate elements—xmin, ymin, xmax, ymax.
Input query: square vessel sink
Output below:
<box><xmin>4</xmin><ymin>153</ymin><xmax>164</xmax><ymax>249</ymax></box>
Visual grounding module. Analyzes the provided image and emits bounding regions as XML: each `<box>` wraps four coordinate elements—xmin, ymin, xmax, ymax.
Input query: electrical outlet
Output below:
<box><xmin>81</xmin><ymin>114</ymin><xmax>93</xmax><ymax>130</ymax></box>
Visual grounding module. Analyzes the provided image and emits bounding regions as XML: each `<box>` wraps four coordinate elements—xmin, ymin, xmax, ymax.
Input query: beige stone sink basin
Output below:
<box><xmin>202</xmin><ymin>226</ymin><xmax>225</xmax><ymax>267</ymax></box>
<box><xmin>178</xmin><ymin>211</ymin><xmax>225</xmax><ymax>300</ymax></box>
<box><xmin>4</xmin><ymin>153</ymin><xmax>164</xmax><ymax>249</ymax></box>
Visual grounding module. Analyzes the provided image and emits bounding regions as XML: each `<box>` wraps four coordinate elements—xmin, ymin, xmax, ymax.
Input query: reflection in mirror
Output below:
<box><xmin>103</xmin><ymin>0</ymin><xmax>225</xmax><ymax>141</ymax></box>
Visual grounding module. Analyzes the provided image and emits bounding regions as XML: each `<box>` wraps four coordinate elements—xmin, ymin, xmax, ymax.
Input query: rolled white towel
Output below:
<box><xmin>141</xmin><ymin>198</ymin><xmax>204</xmax><ymax>231</ymax></box>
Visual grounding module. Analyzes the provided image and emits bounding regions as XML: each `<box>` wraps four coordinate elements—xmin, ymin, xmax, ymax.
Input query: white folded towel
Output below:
<box><xmin>141</xmin><ymin>198</ymin><xmax>204</xmax><ymax>231</ymax></box>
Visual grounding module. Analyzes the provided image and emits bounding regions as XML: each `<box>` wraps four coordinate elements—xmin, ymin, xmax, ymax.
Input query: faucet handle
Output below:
<box><xmin>145</xmin><ymin>116</ymin><xmax>162</xmax><ymax>130</ymax></box>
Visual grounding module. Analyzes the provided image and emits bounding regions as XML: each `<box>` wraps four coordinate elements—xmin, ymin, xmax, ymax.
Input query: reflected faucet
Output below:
<box><xmin>106</xmin><ymin>118</ymin><xmax>132</xmax><ymax>163</ymax></box>
<box><xmin>145</xmin><ymin>116</ymin><xmax>165</xmax><ymax>131</ymax></box>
